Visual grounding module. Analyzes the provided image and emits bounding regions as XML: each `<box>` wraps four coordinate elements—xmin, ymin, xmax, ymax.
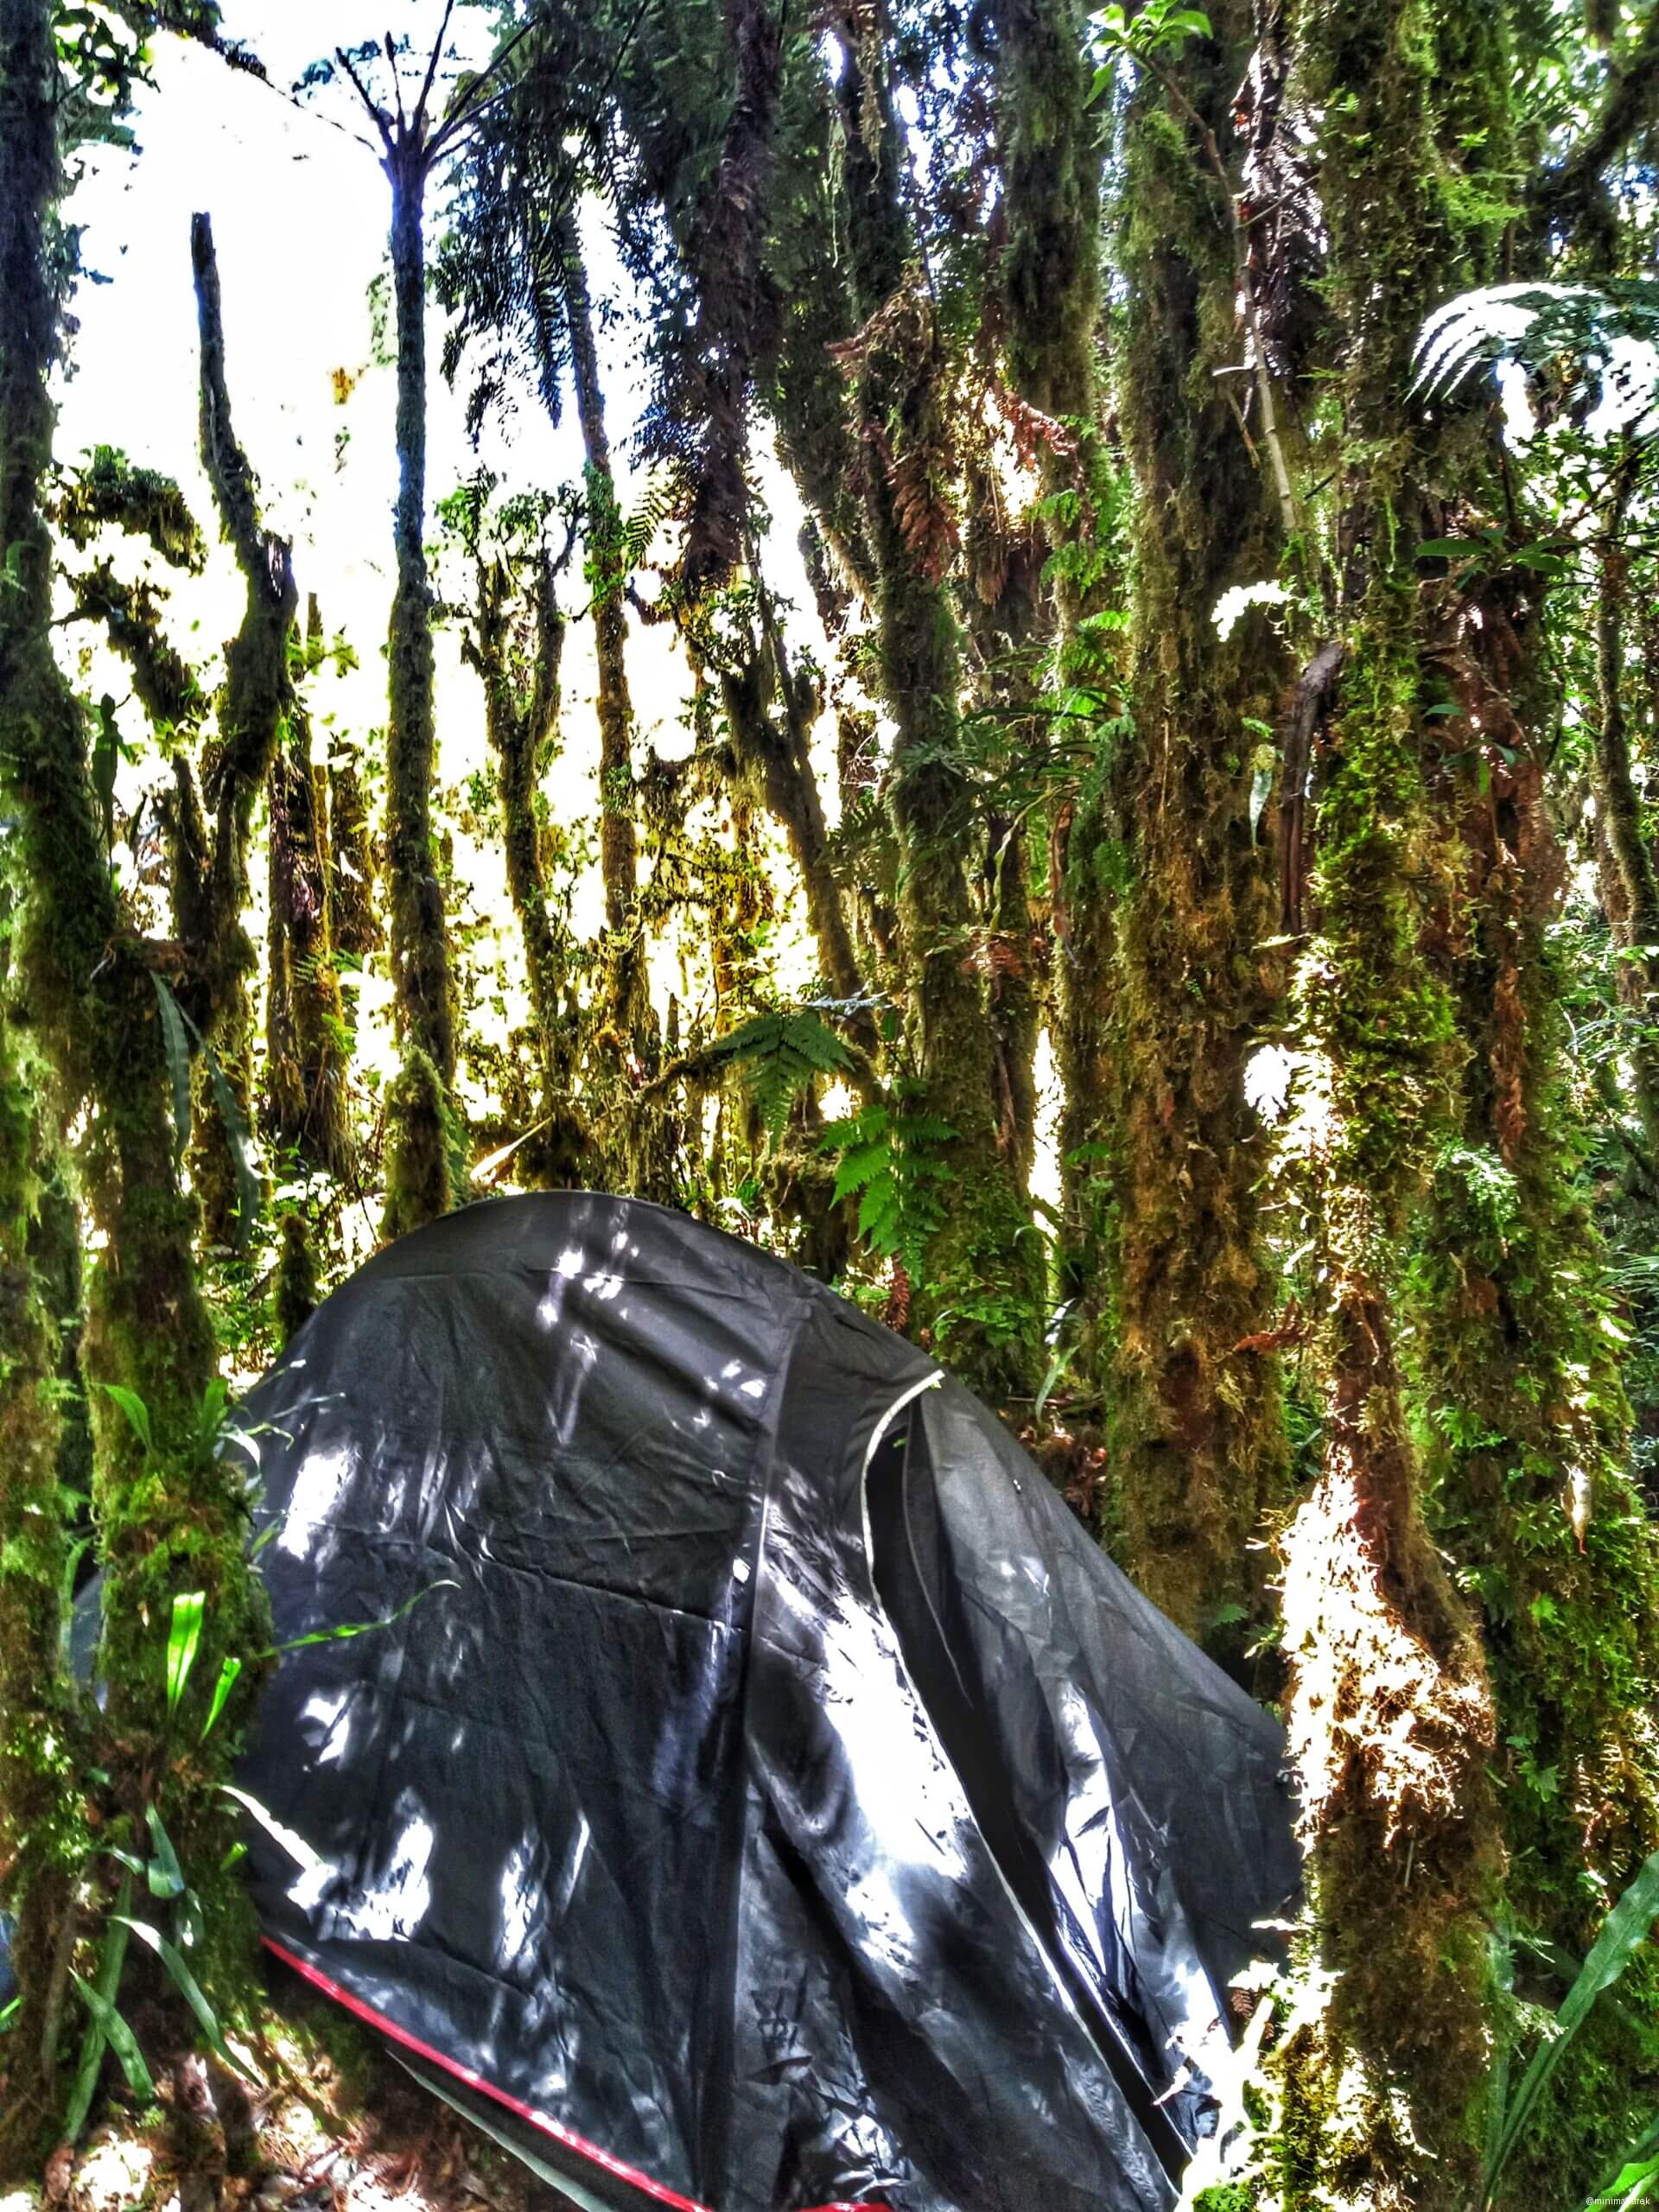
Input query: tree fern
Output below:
<box><xmin>1414</xmin><ymin>280</ymin><xmax>1659</xmax><ymax>436</ymax></box>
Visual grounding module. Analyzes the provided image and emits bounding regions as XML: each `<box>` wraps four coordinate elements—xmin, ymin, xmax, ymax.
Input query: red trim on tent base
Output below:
<box><xmin>261</xmin><ymin>1936</ymin><xmax>883</xmax><ymax>2212</ymax></box>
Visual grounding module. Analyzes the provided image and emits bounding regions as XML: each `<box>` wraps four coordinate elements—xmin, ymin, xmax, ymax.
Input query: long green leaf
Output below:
<box><xmin>61</xmin><ymin>1872</ymin><xmax>132</xmax><ymax>2141</ymax></box>
<box><xmin>112</xmin><ymin>1916</ymin><xmax>257</xmax><ymax>2082</ymax></box>
<box><xmin>69</xmin><ymin>1971</ymin><xmax>154</xmax><ymax>2102</ymax></box>
<box><xmin>200</xmin><ymin>1654</ymin><xmax>243</xmax><ymax>1739</ymax></box>
<box><xmin>101</xmin><ymin>1382</ymin><xmax>152</xmax><ymax>1457</ymax></box>
<box><xmin>267</xmin><ymin>1578</ymin><xmax>458</xmax><ymax>1656</ymax></box>
<box><xmin>1485</xmin><ymin>1851</ymin><xmax>1659</xmax><ymax>2202</ymax></box>
<box><xmin>1580</xmin><ymin>2118</ymin><xmax>1659</xmax><ymax>2212</ymax></box>
<box><xmin>144</xmin><ymin>1804</ymin><xmax>185</xmax><ymax>1899</ymax></box>
<box><xmin>165</xmin><ymin>1589</ymin><xmax>205</xmax><ymax>1718</ymax></box>
<box><xmin>152</xmin><ymin>974</ymin><xmax>192</xmax><ymax>1163</ymax></box>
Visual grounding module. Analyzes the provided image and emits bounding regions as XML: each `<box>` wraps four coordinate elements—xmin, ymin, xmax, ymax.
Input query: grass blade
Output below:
<box><xmin>200</xmin><ymin>1654</ymin><xmax>243</xmax><ymax>1740</ymax></box>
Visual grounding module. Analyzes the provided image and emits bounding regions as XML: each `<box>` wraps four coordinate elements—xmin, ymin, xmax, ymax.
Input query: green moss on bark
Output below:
<box><xmin>1106</xmin><ymin>4</ymin><xmax>1292</xmax><ymax>1647</ymax></box>
<box><xmin>380</xmin><ymin>1043</ymin><xmax>454</xmax><ymax>1244</ymax></box>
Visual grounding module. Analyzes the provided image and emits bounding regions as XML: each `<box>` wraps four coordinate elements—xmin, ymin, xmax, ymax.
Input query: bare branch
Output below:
<box><xmin>429</xmin><ymin>5</ymin><xmax>547</xmax><ymax>156</ymax></box>
<box><xmin>413</xmin><ymin>0</ymin><xmax>460</xmax><ymax>131</ymax></box>
<box><xmin>385</xmin><ymin>30</ymin><xmax>409</xmax><ymax>134</ymax></box>
<box><xmin>334</xmin><ymin>42</ymin><xmax>394</xmax><ymax>149</ymax></box>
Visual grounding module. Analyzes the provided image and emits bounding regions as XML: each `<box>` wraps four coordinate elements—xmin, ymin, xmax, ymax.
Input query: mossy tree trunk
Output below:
<box><xmin>385</xmin><ymin>144</ymin><xmax>454</xmax><ymax>1097</ymax></box>
<box><xmin>718</xmin><ymin>574</ymin><xmax>874</xmax><ymax>1040</ymax></box>
<box><xmin>162</xmin><ymin>211</ymin><xmax>297</xmax><ymax>1245</ymax></box>
<box><xmin>1275</xmin><ymin>0</ymin><xmax>1504</xmax><ymax>2188</ymax></box>
<box><xmin>1590</xmin><ymin>493</ymin><xmax>1659</xmax><ymax>1159</ymax></box>
<box><xmin>556</xmin><ymin>208</ymin><xmax>653</xmax><ymax>1067</ymax></box>
<box><xmin>989</xmin><ymin>0</ymin><xmax>1122</xmax><ymax>1296</ymax></box>
<box><xmin>0</xmin><ymin>947</ymin><xmax>78</xmax><ymax>2132</ymax></box>
<box><xmin>829</xmin><ymin>19</ymin><xmax>1042</xmax><ymax>1403</ymax></box>
<box><xmin>0</xmin><ymin>3</ymin><xmax>266</xmax><ymax>2113</ymax></box>
<box><xmin>1396</xmin><ymin>28</ymin><xmax>1659</xmax><ymax>2195</ymax></box>
<box><xmin>1103</xmin><ymin>10</ymin><xmax>1293</xmax><ymax>1649</ymax></box>
<box><xmin>461</xmin><ymin>540</ymin><xmax>588</xmax><ymax>1185</ymax></box>
<box><xmin>265</xmin><ymin>672</ymin><xmax>353</xmax><ymax>1179</ymax></box>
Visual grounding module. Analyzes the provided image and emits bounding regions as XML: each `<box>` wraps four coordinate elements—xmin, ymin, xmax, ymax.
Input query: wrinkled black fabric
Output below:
<box><xmin>184</xmin><ymin>1194</ymin><xmax>1294</xmax><ymax>2208</ymax></box>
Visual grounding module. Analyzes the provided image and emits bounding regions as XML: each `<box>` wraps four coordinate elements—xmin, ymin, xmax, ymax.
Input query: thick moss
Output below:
<box><xmin>1270</xmin><ymin>0</ymin><xmax>1519</xmax><ymax>2190</ymax></box>
<box><xmin>461</xmin><ymin>537</ymin><xmax>588</xmax><ymax>1185</ymax></box>
<box><xmin>0</xmin><ymin>974</ymin><xmax>79</xmax><ymax>2134</ymax></box>
<box><xmin>1106</xmin><ymin>3</ymin><xmax>1294</xmax><ymax>1648</ymax></box>
<box><xmin>380</xmin><ymin>1043</ymin><xmax>454</xmax><ymax>1244</ymax></box>
<box><xmin>264</xmin><ymin>669</ymin><xmax>353</xmax><ymax>1179</ymax></box>
<box><xmin>273</xmin><ymin>1209</ymin><xmax>319</xmax><ymax>1345</ymax></box>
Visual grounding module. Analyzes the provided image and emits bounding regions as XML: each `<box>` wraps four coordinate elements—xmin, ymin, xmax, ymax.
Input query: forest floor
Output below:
<box><xmin>2</xmin><ymin>1962</ymin><xmax>553</xmax><ymax>2212</ymax></box>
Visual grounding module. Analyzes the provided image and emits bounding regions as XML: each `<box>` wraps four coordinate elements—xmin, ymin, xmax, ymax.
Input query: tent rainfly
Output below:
<box><xmin>16</xmin><ymin>1193</ymin><xmax>1303</xmax><ymax>2210</ymax></box>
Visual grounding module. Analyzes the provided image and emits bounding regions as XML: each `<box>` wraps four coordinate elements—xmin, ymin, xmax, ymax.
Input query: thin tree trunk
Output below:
<box><xmin>462</xmin><ymin>547</ymin><xmax>588</xmax><ymax>1184</ymax></box>
<box><xmin>165</xmin><ymin>211</ymin><xmax>297</xmax><ymax>1244</ymax></box>
<box><xmin>265</xmin><ymin>692</ymin><xmax>352</xmax><ymax>1177</ymax></box>
<box><xmin>556</xmin><ymin>205</ymin><xmax>660</xmax><ymax>1171</ymax></box>
<box><xmin>380</xmin><ymin>140</ymin><xmax>455</xmax><ymax>1231</ymax></box>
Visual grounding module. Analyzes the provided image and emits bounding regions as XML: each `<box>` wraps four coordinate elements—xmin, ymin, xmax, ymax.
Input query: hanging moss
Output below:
<box><xmin>717</xmin><ymin>599</ymin><xmax>874</xmax><ymax>1043</ymax></box>
<box><xmin>328</xmin><ymin>737</ymin><xmax>381</xmax><ymax>966</ymax></box>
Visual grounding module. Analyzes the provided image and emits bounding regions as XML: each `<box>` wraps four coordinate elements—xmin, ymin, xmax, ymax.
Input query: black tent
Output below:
<box><xmin>3</xmin><ymin>1192</ymin><xmax>1299</xmax><ymax>2209</ymax></box>
<box><xmin>229</xmin><ymin>1192</ymin><xmax>1297</xmax><ymax>2211</ymax></box>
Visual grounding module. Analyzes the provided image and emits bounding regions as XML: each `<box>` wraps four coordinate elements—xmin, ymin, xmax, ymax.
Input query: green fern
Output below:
<box><xmin>821</xmin><ymin>1088</ymin><xmax>957</xmax><ymax>1275</ymax></box>
<box><xmin>706</xmin><ymin>1007</ymin><xmax>853</xmax><ymax>1141</ymax></box>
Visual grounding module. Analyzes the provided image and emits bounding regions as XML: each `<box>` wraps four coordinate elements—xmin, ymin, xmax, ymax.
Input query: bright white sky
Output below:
<box><xmin>58</xmin><ymin>5</ymin><xmax>830</xmax><ymax>1135</ymax></box>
